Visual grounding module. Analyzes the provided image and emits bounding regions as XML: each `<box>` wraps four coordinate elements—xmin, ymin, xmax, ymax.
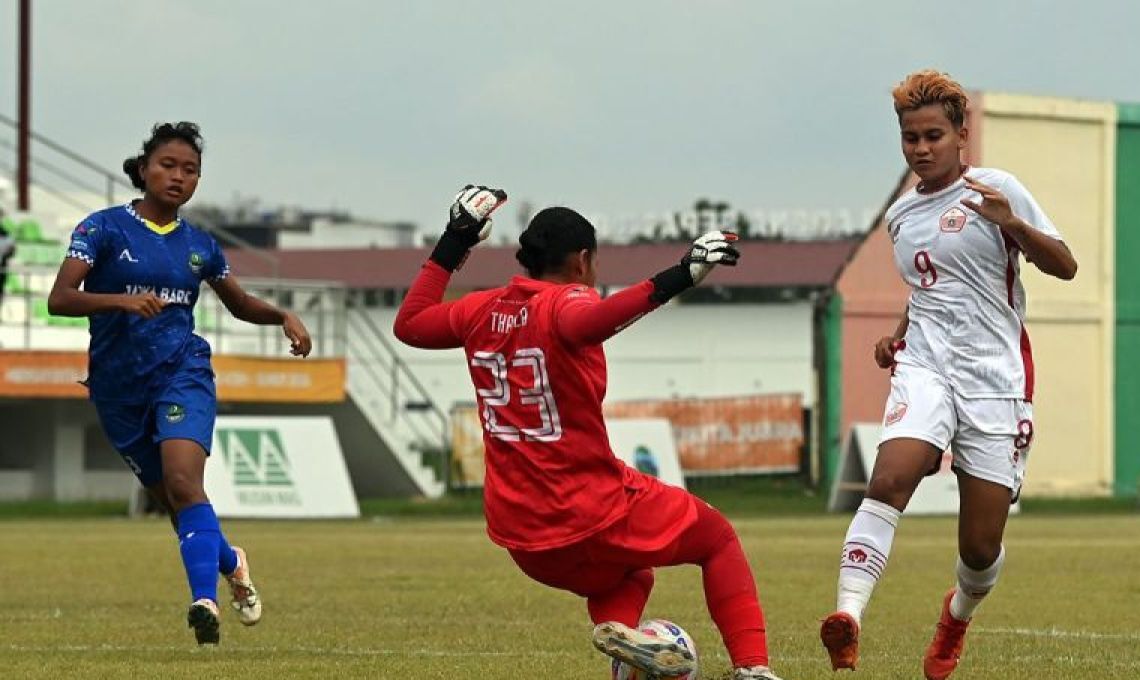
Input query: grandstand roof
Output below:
<box><xmin>224</xmin><ymin>239</ymin><xmax>862</xmax><ymax>289</ymax></box>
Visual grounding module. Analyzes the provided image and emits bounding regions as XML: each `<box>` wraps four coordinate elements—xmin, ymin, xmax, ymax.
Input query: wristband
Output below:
<box><xmin>429</xmin><ymin>231</ymin><xmax>475</xmax><ymax>272</ymax></box>
<box><xmin>649</xmin><ymin>264</ymin><xmax>694</xmax><ymax>304</ymax></box>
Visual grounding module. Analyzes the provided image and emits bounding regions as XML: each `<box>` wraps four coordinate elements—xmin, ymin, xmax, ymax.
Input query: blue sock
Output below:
<box><xmin>218</xmin><ymin>532</ymin><xmax>239</xmax><ymax>576</ymax></box>
<box><xmin>177</xmin><ymin>503</ymin><xmax>223</xmax><ymax>603</ymax></box>
<box><xmin>172</xmin><ymin>507</ymin><xmax>237</xmax><ymax>575</ymax></box>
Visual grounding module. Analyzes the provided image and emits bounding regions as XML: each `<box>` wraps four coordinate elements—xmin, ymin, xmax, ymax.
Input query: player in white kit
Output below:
<box><xmin>819</xmin><ymin>71</ymin><xmax>1078</xmax><ymax>679</ymax></box>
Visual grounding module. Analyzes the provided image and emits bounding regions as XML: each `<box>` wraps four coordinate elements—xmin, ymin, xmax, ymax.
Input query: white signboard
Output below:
<box><xmin>829</xmin><ymin>423</ymin><xmax>1019</xmax><ymax>516</ymax></box>
<box><xmin>607</xmin><ymin>418</ymin><xmax>687</xmax><ymax>490</ymax></box>
<box><xmin>205</xmin><ymin>416</ymin><xmax>359</xmax><ymax>518</ymax></box>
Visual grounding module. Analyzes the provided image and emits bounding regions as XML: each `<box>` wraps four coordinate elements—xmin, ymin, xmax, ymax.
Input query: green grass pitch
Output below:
<box><xmin>0</xmin><ymin>514</ymin><xmax>1137</xmax><ymax>679</ymax></box>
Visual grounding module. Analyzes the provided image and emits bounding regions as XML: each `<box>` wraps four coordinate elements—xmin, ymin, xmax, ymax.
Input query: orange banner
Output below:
<box><xmin>0</xmin><ymin>350</ymin><xmax>345</xmax><ymax>402</ymax></box>
<box><xmin>451</xmin><ymin>393</ymin><xmax>804</xmax><ymax>481</ymax></box>
<box><xmin>213</xmin><ymin>355</ymin><xmax>345</xmax><ymax>402</ymax></box>
<box><xmin>604</xmin><ymin>394</ymin><xmax>804</xmax><ymax>474</ymax></box>
<box><xmin>0</xmin><ymin>350</ymin><xmax>87</xmax><ymax>398</ymax></box>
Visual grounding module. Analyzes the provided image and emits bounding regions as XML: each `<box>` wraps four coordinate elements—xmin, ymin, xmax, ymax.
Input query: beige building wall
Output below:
<box><xmin>981</xmin><ymin>94</ymin><xmax>1117</xmax><ymax>494</ymax></box>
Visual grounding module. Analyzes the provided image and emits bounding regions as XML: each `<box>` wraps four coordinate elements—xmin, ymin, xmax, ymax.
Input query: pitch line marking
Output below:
<box><xmin>976</xmin><ymin>626</ymin><xmax>1140</xmax><ymax>641</ymax></box>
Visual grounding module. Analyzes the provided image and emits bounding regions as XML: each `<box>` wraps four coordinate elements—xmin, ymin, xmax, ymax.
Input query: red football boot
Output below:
<box><xmin>820</xmin><ymin>611</ymin><xmax>860</xmax><ymax>670</ymax></box>
<box><xmin>923</xmin><ymin>589</ymin><xmax>971</xmax><ymax>680</ymax></box>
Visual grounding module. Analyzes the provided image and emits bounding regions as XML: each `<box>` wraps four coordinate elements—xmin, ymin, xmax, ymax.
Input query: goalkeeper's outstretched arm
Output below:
<box><xmin>394</xmin><ymin>185</ymin><xmax>508</xmax><ymax>349</ymax></box>
<box><xmin>555</xmin><ymin>230</ymin><xmax>741</xmax><ymax>346</ymax></box>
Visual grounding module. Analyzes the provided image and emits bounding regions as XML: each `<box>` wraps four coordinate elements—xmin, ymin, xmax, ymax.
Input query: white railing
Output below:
<box><xmin>0</xmin><ymin>266</ymin><xmax>347</xmax><ymax>359</ymax></box>
<box><xmin>345</xmin><ymin>309</ymin><xmax>447</xmax><ymax>498</ymax></box>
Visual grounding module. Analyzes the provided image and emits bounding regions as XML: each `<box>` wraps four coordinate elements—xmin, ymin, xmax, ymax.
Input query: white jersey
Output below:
<box><xmin>885</xmin><ymin>167</ymin><xmax>1062</xmax><ymax>400</ymax></box>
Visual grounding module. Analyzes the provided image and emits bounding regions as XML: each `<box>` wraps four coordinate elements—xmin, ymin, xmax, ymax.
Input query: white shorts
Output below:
<box><xmin>880</xmin><ymin>363</ymin><xmax>1034</xmax><ymax>497</ymax></box>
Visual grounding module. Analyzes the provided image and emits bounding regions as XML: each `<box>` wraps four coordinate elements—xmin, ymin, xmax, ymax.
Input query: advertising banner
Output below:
<box><xmin>0</xmin><ymin>350</ymin><xmax>86</xmax><ymax>398</ymax></box>
<box><xmin>607</xmin><ymin>418</ymin><xmax>686</xmax><ymax>489</ymax></box>
<box><xmin>605</xmin><ymin>394</ymin><xmax>803</xmax><ymax>474</ymax></box>
<box><xmin>451</xmin><ymin>407</ymin><xmax>710</xmax><ymax>487</ymax></box>
<box><xmin>205</xmin><ymin>415</ymin><xmax>359</xmax><ymax>518</ymax></box>
<box><xmin>450</xmin><ymin>404</ymin><xmax>486</xmax><ymax>487</ymax></box>
<box><xmin>213</xmin><ymin>355</ymin><xmax>345</xmax><ymax>402</ymax></box>
<box><xmin>0</xmin><ymin>350</ymin><xmax>345</xmax><ymax>402</ymax></box>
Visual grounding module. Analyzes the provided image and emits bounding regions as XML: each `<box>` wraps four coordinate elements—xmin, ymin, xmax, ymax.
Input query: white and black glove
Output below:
<box><xmin>682</xmin><ymin>230</ymin><xmax>741</xmax><ymax>284</ymax></box>
<box><xmin>430</xmin><ymin>184</ymin><xmax>508</xmax><ymax>271</ymax></box>
<box><xmin>650</xmin><ymin>230</ymin><xmax>741</xmax><ymax>303</ymax></box>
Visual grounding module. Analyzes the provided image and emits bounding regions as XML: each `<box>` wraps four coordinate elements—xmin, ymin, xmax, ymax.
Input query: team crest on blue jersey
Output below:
<box><xmin>188</xmin><ymin>252</ymin><xmax>205</xmax><ymax>275</ymax></box>
<box><xmin>166</xmin><ymin>404</ymin><xmax>186</xmax><ymax>424</ymax></box>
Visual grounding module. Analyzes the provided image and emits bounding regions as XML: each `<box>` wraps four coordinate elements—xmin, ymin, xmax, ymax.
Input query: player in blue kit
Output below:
<box><xmin>47</xmin><ymin>122</ymin><xmax>312</xmax><ymax>645</ymax></box>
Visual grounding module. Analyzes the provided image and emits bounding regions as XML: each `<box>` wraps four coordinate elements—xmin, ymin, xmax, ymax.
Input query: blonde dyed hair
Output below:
<box><xmin>892</xmin><ymin>70</ymin><xmax>969</xmax><ymax>127</ymax></box>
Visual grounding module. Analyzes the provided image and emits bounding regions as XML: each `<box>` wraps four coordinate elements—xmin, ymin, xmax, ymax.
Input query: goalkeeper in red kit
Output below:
<box><xmin>394</xmin><ymin>186</ymin><xmax>784</xmax><ymax>680</ymax></box>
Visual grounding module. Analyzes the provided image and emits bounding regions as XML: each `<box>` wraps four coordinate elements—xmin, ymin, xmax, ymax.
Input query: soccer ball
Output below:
<box><xmin>609</xmin><ymin>619</ymin><xmax>699</xmax><ymax>680</ymax></box>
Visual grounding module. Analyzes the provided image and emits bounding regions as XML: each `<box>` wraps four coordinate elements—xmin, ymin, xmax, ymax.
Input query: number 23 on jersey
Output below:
<box><xmin>471</xmin><ymin>348</ymin><xmax>563</xmax><ymax>442</ymax></box>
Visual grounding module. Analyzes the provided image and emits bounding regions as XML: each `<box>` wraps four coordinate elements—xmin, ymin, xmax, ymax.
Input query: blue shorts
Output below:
<box><xmin>93</xmin><ymin>362</ymin><xmax>216</xmax><ymax>487</ymax></box>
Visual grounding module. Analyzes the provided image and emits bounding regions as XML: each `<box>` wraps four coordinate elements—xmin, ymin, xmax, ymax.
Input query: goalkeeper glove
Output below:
<box><xmin>649</xmin><ymin>230</ymin><xmax>740</xmax><ymax>304</ymax></box>
<box><xmin>430</xmin><ymin>184</ymin><xmax>508</xmax><ymax>271</ymax></box>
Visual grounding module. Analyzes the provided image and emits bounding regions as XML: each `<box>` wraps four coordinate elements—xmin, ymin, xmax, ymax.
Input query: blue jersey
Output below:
<box><xmin>66</xmin><ymin>203</ymin><xmax>229</xmax><ymax>402</ymax></box>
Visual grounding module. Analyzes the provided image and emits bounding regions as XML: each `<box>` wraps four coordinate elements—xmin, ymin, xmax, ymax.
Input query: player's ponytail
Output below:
<box><xmin>516</xmin><ymin>207</ymin><xmax>597</xmax><ymax>278</ymax></box>
<box><xmin>516</xmin><ymin>227</ymin><xmax>549</xmax><ymax>274</ymax></box>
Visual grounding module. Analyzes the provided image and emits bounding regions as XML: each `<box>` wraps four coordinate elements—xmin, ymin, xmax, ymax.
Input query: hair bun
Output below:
<box><xmin>122</xmin><ymin>156</ymin><xmax>145</xmax><ymax>191</ymax></box>
<box><xmin>515</xmin><ymin>246</ymin><xmax>540</xmax><ymax>271</ymax></box>
<box><xmin>519</xmin><ymin>228</ymin><xmax>548</xmax><ymax>250</ymax></box>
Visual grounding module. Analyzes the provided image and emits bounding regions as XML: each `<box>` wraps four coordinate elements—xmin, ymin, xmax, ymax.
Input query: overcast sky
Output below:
<box><xmin>1</xmin><ymin>0</ymin><xmax>1138</xmax><ymax>239</ymax></box>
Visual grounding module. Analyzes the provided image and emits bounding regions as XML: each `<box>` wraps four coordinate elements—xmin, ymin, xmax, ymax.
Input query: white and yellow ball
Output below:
<box><xmin>609</xmin><ymin>619</ymin><xmax>698</xmax><ymax>680</ymax></box>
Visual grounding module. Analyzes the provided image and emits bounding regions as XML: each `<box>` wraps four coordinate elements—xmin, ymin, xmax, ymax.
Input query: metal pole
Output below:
<box><xmin>16</xmin><ymin>0</ymin><xmax>32</xmax><ymax>210</ymax></box>
<box><xmin>272</xmin><ymin>262</ymin><xmax>282</xmax><ymax>356</ymax></box>
<box><xmin>390</xmin><ymin>360</ymin><xmax>398</xmax><ymax>420</ymax></box>
<box><xmin>336</xmin><ymin>289</ymin><xmax>346</xmax><ymax>356</ymax></box>
<box><xmin>317</xmin><ymin>290</ymin><xmax>326</xmax><ymax>358</ymax></box>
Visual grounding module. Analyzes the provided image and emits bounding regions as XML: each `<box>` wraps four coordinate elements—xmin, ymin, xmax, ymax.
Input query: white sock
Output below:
<box><xmin>836</xmin><ymin>499</ymin><xmax>901</xmax><ymax>622</ymax></box>
<box><xmin>949</xmin><ymin>546</ymin><xmax>1005</xmax><ymax>621</ymax></box>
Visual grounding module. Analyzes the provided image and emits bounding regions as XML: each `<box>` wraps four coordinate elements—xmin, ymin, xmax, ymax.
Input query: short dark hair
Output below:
<box><xmin>122</xmin><ymin>121</ymin><xmax>204</xmax><ymax>191</ymax></box>
<box><xmin>516</xmin><ymin>207</ymin><xmax>597</xmax><ymax>278</ymax></box>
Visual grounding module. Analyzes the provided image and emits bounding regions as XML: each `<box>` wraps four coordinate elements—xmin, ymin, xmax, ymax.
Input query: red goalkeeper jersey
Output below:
<box><xmin>395</xmin><ymin>261</ymin><xmax>693</xmax><ymax>551</ymax></box>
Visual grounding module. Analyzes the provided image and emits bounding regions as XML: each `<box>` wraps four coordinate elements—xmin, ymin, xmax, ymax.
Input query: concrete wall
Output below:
<box><xmin>980</xmin><ymin>94</ymin><xmax>1117</xmax><ymax>495</ymax></box>
<box><xmin>0</xmin><ymin>399</ymin><xmax>135</xmax><ymax>501</ymax></box>
<box><xmin>277</xmin><ymin>217</ymin><xmax>419</xmax><ymax>250</ymax></box>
